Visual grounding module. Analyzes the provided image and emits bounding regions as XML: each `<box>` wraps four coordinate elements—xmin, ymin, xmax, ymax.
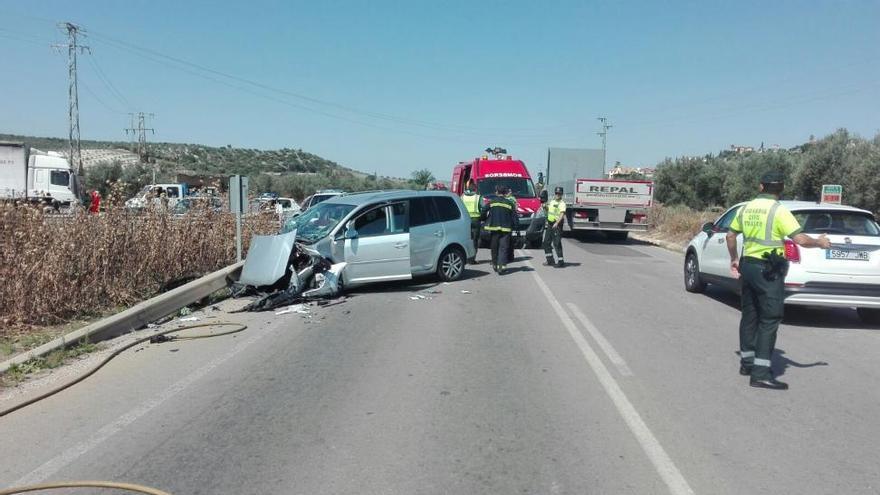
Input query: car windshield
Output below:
<box><xmin>312</xmin><ymin>194</ymin><xmax>339</xmax><ymax>206</ymax></box>
<box><xmin>282</xmin><ymin>202</ymin><xmax>355</xmax><ymax>242</ymax></box>
<box><xmin>793</xmin><ymin>210</ymin><xmax>880</xmax><ymax>236</ymax></box>
<box><xmin>477</xmin><ymin>178</ymin><xmax>536</xmax><ymax>198</ymax></box>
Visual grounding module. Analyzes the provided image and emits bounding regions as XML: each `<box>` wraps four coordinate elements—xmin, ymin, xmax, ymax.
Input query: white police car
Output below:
<box><xmin>684</xmin><ymin>201</ymin><xmax>880</xmax><ymax>323</ymax></box>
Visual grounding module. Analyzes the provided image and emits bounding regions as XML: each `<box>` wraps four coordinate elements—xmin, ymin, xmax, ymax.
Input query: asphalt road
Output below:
<box><xmin>2</xmin><ymin>233</ymin><xmax>879</xmax><ymax>494</ymax></box>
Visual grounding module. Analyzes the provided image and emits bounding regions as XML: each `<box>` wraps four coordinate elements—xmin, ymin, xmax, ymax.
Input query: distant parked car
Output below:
<box><xmin>282</xmin><ymin>190</ymin><xmax>475</xmax><ymax>286</ymax></box>
<box><xmin>684</xmin><ymin>200</ymin><xmax>880</xmax><ymax>323</ymax></box>
<box><xmin>171</xmin><ymin>196</ymin><xmax>223</xmax><ymax>215</ymax></box>
<box><xmin>300</xmin><ymin>190</ymin><xmax>344</xmax><ymax>211</ymax></box>
<box><xmin>276</xmin><ymin>197</ymin><xmax>301</xmax><ymax>220</ymax></box>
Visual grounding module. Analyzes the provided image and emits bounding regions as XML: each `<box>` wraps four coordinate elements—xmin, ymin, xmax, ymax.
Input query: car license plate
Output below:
<box><xmin>826</xmin><ymin>249</ymin><xmax>869</xmax><ymax>261</ymax></box>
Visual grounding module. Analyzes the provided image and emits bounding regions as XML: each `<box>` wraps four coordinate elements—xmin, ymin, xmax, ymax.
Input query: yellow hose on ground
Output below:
<box><xmin>0</xmin><ymin>322</ymin><xmax>247</xmax><ymax>418</ymax></box>
<box><xmin>0</xmin><ymin>480</ymin><xmax>172</xmax><ymax>494</ymax></box>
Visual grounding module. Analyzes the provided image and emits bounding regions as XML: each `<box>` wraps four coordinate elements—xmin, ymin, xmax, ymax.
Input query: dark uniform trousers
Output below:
<box><xmin>739</xmin><ymin>257</ymin><xmax>786</xmax><ymax>380</ymax></box>
<box><xmin>470</xmin><ymin>219</ymin><xmax>481</xmax><ymax>258</ymax></box>
<box><xmin>542</xmin><ymin>223</ymin><xmax>563</xmax><ymax>260</ymax></box>
<box><xmin>490</xmin><ymin>231</ymin><xmax>511</xmax><ymax>267</ymax></box>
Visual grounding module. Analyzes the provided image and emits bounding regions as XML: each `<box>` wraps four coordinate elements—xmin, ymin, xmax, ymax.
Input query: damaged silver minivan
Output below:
<box><xmin>281</xmin><ymin>190</ymin><xmax>476</xmax><ymax>286</ymax></box>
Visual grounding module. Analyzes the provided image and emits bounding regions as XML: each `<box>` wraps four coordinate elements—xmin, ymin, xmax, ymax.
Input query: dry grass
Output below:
<box><xmin>0</xmin><ymin>203</ymin><xmax>276</xmax><ymax>336</ymax></box>
<box><xmin>643</xmin><ymin>204</ymin><xmax>720</xmax><ymax>248</ymax></box>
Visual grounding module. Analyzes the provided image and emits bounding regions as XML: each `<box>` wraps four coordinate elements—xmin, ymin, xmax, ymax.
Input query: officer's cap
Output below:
<box><xmin>554</xmin><ymin>186</ymin><xmax>564</xmax><ymax>194</ymax></box>
<box><xmin>760</xmin><ymin>171</ymin><xmax>785</xmax><ymax>184</ymax></box>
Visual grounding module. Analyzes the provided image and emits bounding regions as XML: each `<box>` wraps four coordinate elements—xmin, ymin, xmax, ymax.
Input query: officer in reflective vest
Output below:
<box><xmin>481</xmin><ymin>184</ymin><xmax>516</xmax><ymax>274</ymax></box>
<box><xmin>543</xmin><ymin>186</ymin><xmax>567</xmax><ymax>267</ymax></box>
<box><xmin>504</xmin><ymin>186</ymin><xmax>519</xmax><ymax>260</ymax></box>
<box><xmin>726</xmin><ymin>171</ymin><xmax>831</xmax><ymax>390</ymax></box>
<box><xmin>461</xmin><ymin>180</ymin><xmax>483</xmax><ymax>262</ymax></box>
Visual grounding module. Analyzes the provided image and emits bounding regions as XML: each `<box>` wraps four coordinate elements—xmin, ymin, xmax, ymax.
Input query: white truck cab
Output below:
<box><xmin>1</xmin><ymin>142</ymin><xmax>79</xmax><ymax>206</ymax></box>
<box><xmin>28</xmin><ymin>151</ymin><xmax>78</xmax><ymax>205</ymax></box>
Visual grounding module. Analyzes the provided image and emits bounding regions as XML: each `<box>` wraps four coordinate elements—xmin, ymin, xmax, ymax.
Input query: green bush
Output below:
<box><xmin>654</xmin><ymin>129</ymin><xmax>880</xmax><ymax>213</ymax></box>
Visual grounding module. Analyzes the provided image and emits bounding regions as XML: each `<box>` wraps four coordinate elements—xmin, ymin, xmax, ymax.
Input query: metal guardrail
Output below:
<box><xmin>0</xmin><ymin>262</ymin><xmax>244</xmax><ymax>375</ymax></box>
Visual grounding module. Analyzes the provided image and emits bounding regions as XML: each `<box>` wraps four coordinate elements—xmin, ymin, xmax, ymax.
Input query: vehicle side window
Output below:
<box><xmin>50</xmin><ymin>171</ymin><xmax>69</xmax><ymax>186</ymax></box>
<box><xmin>715</xmin><ymin>207</ymin><xmax>741</xmax><ymax>231</ymax></box>
<box><xmin>167</xmin><ymin>187</ymin><xmax>180</xmax><ymax>198</ymax></box>
<box><xmin>390</xmin><ymin>202</ymin><xmax>408</xmax><ymax>233</ymax></box>
<box><xmin>410</xmin><ymin>197</ymin><xmax>439</xmax><ymax>227</ymax></box>
<box><xmin>433</xmin><ymin>196</ymin><xmax>461</xmax><ymax>222</ymax></box>
<box><xmin>353</xmin><ymin>206</ymin><xmax>391</xmax><ymax>237</ymax></box>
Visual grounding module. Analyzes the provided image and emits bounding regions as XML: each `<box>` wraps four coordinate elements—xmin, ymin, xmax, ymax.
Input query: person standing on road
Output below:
<box><xmin>461</xmin><ymin>180</ymin><xmax>483</xmax><ymax>262</ymax></box>
<box><xmin>543</xmin><ymin>186</ymin><xmax>567</xmax><ymax>267</ymax></box>
<box><xmin>482</xmin><ymin>184</ymin><xmax>516</xmax><ymax>275</ymax></box>
<box><xmin>504</xmin><ymin>185</ymin><xmax>520</xmax><ymax>262</ymax></box>
<box><xmin>727</xmin><ymin>171</ymin><xmax>831</xmax><ymax>390</ymax></box>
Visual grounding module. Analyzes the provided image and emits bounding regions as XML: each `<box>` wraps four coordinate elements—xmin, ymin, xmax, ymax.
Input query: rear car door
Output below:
<box><xmin>701</xmin><ymin>206</ymin><xmax>742</xmax><ymax>278</ymax></box>
<box><xmin>342</xmin><ymin>202</ymin><xmax>412</xmax><ymax>284</ymax></box>
<box><xmin>408</xmin><ymin>196</ymin><xmax>443</xmax><ymax>272</ymax></box>
<box><xmin>433</xmin><ymin>194</ymin><xmax>464</xmax><ymax>250</ymax></box>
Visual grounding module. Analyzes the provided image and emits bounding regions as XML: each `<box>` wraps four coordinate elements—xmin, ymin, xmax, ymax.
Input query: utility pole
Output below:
<box><xmin>125</xmin><ymin>112</ymin><xmax>156</xmax><ymax>181</ymax></box>
<box><xmin>597</xmin><ymin>116</ymin><xmax>612</xmax><ymax>175</ymax></box>
<box><xmin>53</xmin><ymin>22</ymin><xmax>89</xmax><ymax>178</ymax></box>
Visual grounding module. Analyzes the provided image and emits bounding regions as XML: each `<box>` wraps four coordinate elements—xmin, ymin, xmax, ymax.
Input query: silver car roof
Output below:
<box><xmin>320</xmin><ymin>189</ymin><xmax>459</xmax><ymax>207</ymax></box>
<box><xmin>730</xmin><ymin>200</ymin><xmax>873</xmax><ymax>216</ymax></box>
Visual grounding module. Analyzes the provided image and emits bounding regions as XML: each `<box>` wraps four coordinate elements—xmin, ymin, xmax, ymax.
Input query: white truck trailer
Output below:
<box><xmin>0</xmin><ymin>141</ymin><xmax>80</xmax><ymax>206</ymax></box>
<box><xmin>545</xmin><ymin>147</ymin><xmax>653</xmax><ymax>241</ymax></box>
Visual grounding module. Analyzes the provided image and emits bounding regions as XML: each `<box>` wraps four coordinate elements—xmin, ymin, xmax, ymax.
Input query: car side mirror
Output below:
<box><xmin>539</xmin><ymin>190</ymin><xmax>549</xmax><ymax>203</ymax></box>
<box><xmin>701</xmin><ymin>222</ymin><xmax>715</xmax><ymax>236</ymax></box>
<box><xmin>344</xmin><ymin>227</ymin><xmax>358</xmax><ymax>240</ymax></box>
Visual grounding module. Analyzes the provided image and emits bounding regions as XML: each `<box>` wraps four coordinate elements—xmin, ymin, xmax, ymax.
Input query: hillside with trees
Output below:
<box><xmin>653</xmin><ymin>129</ymin><xmax>880</xmax><ymax>213</ymax></box>
<box><xmin>0</xmin><ymin>133</ymin><xmax>410</xmax><ymax>199</ymax></box>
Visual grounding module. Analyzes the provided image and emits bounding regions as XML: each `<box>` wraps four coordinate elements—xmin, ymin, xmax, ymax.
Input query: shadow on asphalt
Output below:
<box><xmin>772</xmin><ymin>348</ymin><xmax>830</xmax><ymax>377</ymax></box>
<box><xmin>563</xmin><ymin>230</ymin><xmax>656</xmax><ymax>248</ymax></box>
<box><xmin>500</xmin><ymin>266</ymin><xmax>535</xmax><ymax>274</ymax></box>
<box><xmin>701</xmin><ymin>286</ymin><xmax>880</xmax><ymax>331</ymax></box>
<box><xmin>734</xmin><ymin>349</ymin><xmax>830</xmax><ymax>378</ymax></box>
<box><xmin>347</xmin><ymin>268</ymin><xmax>491</xmax><ymax>295</ymax></box>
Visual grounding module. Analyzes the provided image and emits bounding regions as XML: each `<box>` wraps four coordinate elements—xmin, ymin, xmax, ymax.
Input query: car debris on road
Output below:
<box><xmin>233</xmin><ymin>230</ymin><xmax>347</xmax><ymax>312</ymax></box>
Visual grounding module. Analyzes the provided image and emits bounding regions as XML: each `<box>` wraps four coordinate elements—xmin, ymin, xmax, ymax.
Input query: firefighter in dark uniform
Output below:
<box><xmin>726</xmin><ymin>171</ymin><xmax>831</xmax><ymax>390</ymax></box>
<box><xmin>543</xmin><ymin>186</ymin><xmax>567</xmax><ymax>267</ymax></box>
<box><xmin>482</xmin><ymin>184</ymin><xmax>517</xmax><ymax>275</ymax></box>
<box><xmin>460</xmin><ymin>180</ymin><xmax>483</xmax><ymax>262</ymax></box>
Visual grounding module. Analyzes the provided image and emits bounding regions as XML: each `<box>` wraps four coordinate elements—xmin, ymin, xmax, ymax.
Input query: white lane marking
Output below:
<box><xmin>520</xmin><ymin>250</ymin><xmax>695</xmax><ymax>495</ymax></box>
<box><xmin>14</xmin><ymin>324</ymin><xmax>276</xmax><ymax>486</ymax></box>
<box><xmin>566</xmin><ymin>302</ymin><xmax>634</xmax><ymax>377</ymax></box>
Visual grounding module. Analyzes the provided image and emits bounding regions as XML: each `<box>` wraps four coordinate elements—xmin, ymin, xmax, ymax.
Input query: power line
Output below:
<box><xmin>597</xmin><ymin>117</ymin><xmax>612</xmax><ymax>174</ymax></box>
<box><xmin>85</xmin><ymin>30</ymin><xmax>568</xmax><ymax>136</ymax></box>
<box><xmin>52</xmin><ymin>22</ymin><xmax>89</xmax><ymax>177</ymax></box>
<box><xmin>80</xmin><ymin>78</ymin><xmax>127</xmax><ymax>114</ymax></box>
<box><xmin>87</xmin><ymin>54</ymin><xmax>133</xmax><ymax>111</ymax></box>
<box><xmin>124</xmin><ymin>112</ymin><xmax>155</xmax><ymax>163</ymax></box>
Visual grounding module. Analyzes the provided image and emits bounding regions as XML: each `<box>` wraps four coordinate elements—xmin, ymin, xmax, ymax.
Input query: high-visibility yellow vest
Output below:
<box><xmin>729</xmin><ymin>195</ymin><xmax>802</xmax><ymax>260</ymax></box>
<box><xmin>546</xmin><ymin>198</ymin><xmax>567</xmax><ymax>223</ymax></box>
<box><xmin>461</xmin><ymin>192</ymin><xmax>481</xmax><ymax>219</ymax></box>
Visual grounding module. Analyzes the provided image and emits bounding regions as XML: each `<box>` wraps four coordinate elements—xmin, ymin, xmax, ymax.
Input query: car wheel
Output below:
<box><xmin>856</xmin><ymin>308</ymin><xmax>880</xmax><ymax>324</ymax></box>
<box><xmin>437</xmin><ymin>246</ymin><xmax>466</xmax><ymax>282</ymax></box>
<box><xmin>684</xmin><ymin>251</ymin><xmax>707</xmax><ymax>293</ymax></box>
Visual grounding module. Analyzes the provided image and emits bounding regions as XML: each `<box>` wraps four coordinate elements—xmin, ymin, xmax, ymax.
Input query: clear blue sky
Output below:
<box><xmin>1</xmin><ymin>0</ymin><xmax>878</xmax><ymax>180</ymax></box>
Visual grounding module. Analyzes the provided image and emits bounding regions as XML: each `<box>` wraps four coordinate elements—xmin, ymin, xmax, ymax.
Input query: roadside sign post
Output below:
<box><xmin>821</xmin><ymin>184</ymin><xmax>842</xmax><ymax>204</ymax></box>
<box><xmin>229</xmin><ymin>175</ymin><xmax>249</xmax><ymax>262</ymax></box>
